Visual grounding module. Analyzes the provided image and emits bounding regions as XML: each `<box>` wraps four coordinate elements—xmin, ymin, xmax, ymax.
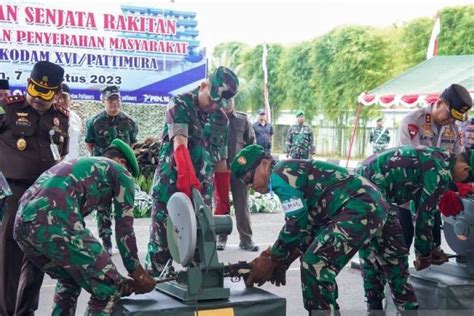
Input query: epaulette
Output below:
<box><xmin>54</xmin><ymin>103</ymin><xmax>70</xmax><ymax>118</ymax></box>
<box><xmin>3</xmin><ymin>95</ymin><xmax>25</xmax><ymax>105</ymax></box>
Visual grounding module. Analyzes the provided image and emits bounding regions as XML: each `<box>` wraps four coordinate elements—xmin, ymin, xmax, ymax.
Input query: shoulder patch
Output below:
<box><xmin>54</xmin><ymin>103</ymin><xmax>70</xmax><ymax>118</ymax></box>
<box><xmin>3</xmin><ymin>95</ymin><xmax>25</xmax><ymax>105</ymax></box>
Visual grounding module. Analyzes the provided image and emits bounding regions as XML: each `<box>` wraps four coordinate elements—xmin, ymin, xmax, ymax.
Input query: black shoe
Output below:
<box><xmin>217</xmin><ymin>235</ymin><xmax>227</xmax><ymax>251</ymax></box>
<box><xmin>102</xmin><ymin>237</ymin><xmax>113</xmax><ymax>256</ymax></box>
<box><xmin>239</xmin><ymin>240</ymin><xmax>259</xmax><ymax>252</ymax></box>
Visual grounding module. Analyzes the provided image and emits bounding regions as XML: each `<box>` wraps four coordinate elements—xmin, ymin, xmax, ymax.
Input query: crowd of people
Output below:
<box><xmin>0</xmin><ymin>59</ymin><xmax>473</xmax><ymax>315</ymax></box>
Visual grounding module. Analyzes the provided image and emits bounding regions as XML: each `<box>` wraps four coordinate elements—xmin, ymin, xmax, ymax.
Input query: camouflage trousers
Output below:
<box><xmin>359</xmin><ymin>207</ymin><xmax>418</xmax><ymax>310</ymax></box>
<box><xmin>289</xmin><ymin>148</ymin><xmax>311</xmax><ymax>159</ymax></box>
<box><xmin>146</xmin><ymin>175</ymin><xmax>213</xmax><ymax>277</ymax></box>
<box><xmin>300</xmin><ymin>192</ymin><xmax>386</xmax><ymax>311</ymax></box>
<box><xmin>14</xmin><ymin>215</ymin><xmax>125</xmax><ymax>316</ymax></box>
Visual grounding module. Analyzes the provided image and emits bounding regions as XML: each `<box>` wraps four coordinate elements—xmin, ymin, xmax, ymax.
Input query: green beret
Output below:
<box><xmin>231</xmin><ymin>144</ymin><xmax>265</xmax><ymax>179</ymax></box>
<box><xmin>110</xmin><ymin>139</ymin><xmax>140</xmax><ymax>178</ymax></box>
<box><xmin>209</xmin><ymin>66</ymin><xmax>239</xmax><ymax>109</ymax></box>
<box><xmin>296</xmin><ymin>110</ymin><xmax>304</xmax><ymax>117</ymax></box>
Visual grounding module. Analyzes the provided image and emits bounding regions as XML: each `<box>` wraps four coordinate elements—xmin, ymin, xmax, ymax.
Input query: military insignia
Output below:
<box><xmin>59</xmin><ymin>135</ymin><xmax>64</xmax><ymax>143</ymax></box>
<box><xmin>53</xmin><ymin>117</ymin><xmax>60</xmax><ymax>126</ymax></box>
<box><xmin>425</xmin><ymin>114</ymin><xmax>431</xmax><ymax>123</ymax></box>
<box><xmin>408</xmin><ymin>124</ymin><xmax>418</xmax><ymax>139</ymax></box>
<box><xmin>0</xmin><ymin>107</ymin><xmax>4</xmax><ymax>115</ymax></box>
<box><xmin>16</xmin><ymin>112</ymin><xmax>28</xmax><ymax>117</ymax></box>
<box><xmin>16</xmin><ymin>117</ymin><xmax>31</xmax><ymax>127</ymax></box>
<box><xmin>422</xmin><ymin>124</ymin><xmax>432</xmax><ymax>136</ymax></box>
<box><xmin>17</xmin><ymin>138</ymin><xmax>26</xmax><ymax>151</ymax></box>
<box><xmin>237</xmin><ymin>156</ymin><xmax>247</xmax><ymax>165</ymax></box>
<box><xmin>42</xmin><ymin>75</ymin><xmax>49</xmax><ymax>82</ymax></box>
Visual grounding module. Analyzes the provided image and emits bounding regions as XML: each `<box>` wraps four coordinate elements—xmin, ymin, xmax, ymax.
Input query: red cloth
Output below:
<box><xmin>173</xmin><ymin>144</ymin><xmax>201</xmax><ymax>198</ymax></box>
<box><xmin>214</xmin><ymin>170</ymin><xmax>231</xmax><ymax>215</ymax></box>
<box><xmin>438</xmin><ymin>190</ymin><xmax>463</xmax><ymax>217</ymax></box>
<box><xmin>455</xmin><ymin>182</ymin><xmax>472</xmax><ymax>197</ymax></box>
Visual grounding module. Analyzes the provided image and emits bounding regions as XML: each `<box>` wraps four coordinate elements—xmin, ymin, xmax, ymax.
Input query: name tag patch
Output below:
<box><xmin>282</xmin><ymin>198</ymin><xmax>304</xmax><ymax>213</ymax></box>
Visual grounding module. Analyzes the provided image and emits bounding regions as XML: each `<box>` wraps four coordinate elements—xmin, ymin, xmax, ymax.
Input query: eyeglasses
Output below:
<box><xmin>240</xmin><ymin>169</ymin><xmax>255</xmax><ymax>185</ymax></box>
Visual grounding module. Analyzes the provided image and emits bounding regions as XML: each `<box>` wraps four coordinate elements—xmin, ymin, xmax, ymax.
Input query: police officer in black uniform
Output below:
<box><xmin>0</xmin><ymin>61</ymin><xmax>69</xmax><ymax>316</ymax></box>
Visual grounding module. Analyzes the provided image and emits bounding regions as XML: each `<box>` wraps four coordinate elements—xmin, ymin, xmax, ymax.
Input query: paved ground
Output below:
<box><xmin>35</xmin><ymin>211</ymin><xmax>463</xmax><ymax>316</ymax></box>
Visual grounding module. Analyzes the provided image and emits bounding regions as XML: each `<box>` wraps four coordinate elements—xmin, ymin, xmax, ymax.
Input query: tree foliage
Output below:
<box><xmin>209</xmin><ymin>4</ymin><xmax>473</xmax><ymax>126</ymax></box>
<box><xmin>398</xmin><ymin>17</ymin><xmax>434</xmax><ymax>68</ymax></box>
<box><xmin>438</xmin><ymin>5</ymin><xmax>474</xmax><ymax>55</ymax></box>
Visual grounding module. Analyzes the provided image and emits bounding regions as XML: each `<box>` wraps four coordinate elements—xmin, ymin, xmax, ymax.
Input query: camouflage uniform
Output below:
<box><xmin>285</xmin><ymin>124</ymin><xmax>314</xmax><ymax>159</ymax></box>
<box><xmin>85</xmin><ymin>110</ymin><xmax>138</xmax><ymax>244</ymax></box>
<box><xmin>13</xmin><ymin>157</ymin><xmax>139</xmax><ymax>316</ymax></box>
<box><xmin>369</xmin><ymin>126</ymin><xmax>390</xmax><ymax>153</ymax></box>
<box><xmin>357</xmin><ymin>146</ymin><xmax>452</xmax><ymax>305</ymax></box>
<box><xmin>357</xmin><ymin>146</ymin><xmax>452</xmax><ymax>255</ymax></box>
<box><xmin>269</xmin><ymin>160</ymin><xmax>416</xmax><ymax>311</ymax></box>
<box><xmin>145</xmin><ymin>89</ymin><xmax>228</xmax><ymax>275</ymax></box>
<box><xmin>0</xmin><ymin>171</ymin><xmax>12</xmax><ymax>222</ymax></box>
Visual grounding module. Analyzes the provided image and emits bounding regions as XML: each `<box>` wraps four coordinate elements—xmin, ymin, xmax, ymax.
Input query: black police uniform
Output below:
<box><xmin>0</xmin><ymin>61</ymin><xmax>68</xmax><ymax>316</ymax></box>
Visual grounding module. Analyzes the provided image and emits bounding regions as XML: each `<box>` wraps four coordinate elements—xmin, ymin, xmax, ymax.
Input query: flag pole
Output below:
<box><xmin>346</xmin><ymin>102</ymin><xmax>363</xmax><ymax>168</ymax></box>
<box><xmin>426</xmin><ymin>13</ymin><xmax>440</xmax><ymax>60</ymax></box>
<box><xmin>262</xmin><ymin>43</ymin><xmax>271</xmax><ymax>123</ymax></box>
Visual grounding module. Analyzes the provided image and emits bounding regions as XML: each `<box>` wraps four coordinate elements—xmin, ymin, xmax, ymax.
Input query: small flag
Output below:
<box><xmin>262</xmin><ymin>43</ymin><xmax>271</xmax><ymax>123</ymax></box>
<box><xmin>426</xmin><ymin>15</ymin><xmax>441</xmax><ymax>60</ymax></box>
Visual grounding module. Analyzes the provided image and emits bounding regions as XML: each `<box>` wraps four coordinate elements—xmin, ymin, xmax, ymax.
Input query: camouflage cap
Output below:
<box><xmin>101</xmin><ymin>85</ymin><xmax>121</xmax><ymax>100</ymax></box>
<box><xmin>231</xmin><ymin>144</ymin><xmax>265</xmax><ymax>179</ymax></box>
<box><xmin>441</xmin><ymin>84</ymin><xmax>472</xmax><ymax>122</ymax></box>
<box><xmin>110</xmin><ymin>139</ymin><xmax>140</xmax><ymax>178</ymax></box>
<box><xmin>27</xmin><ymin>61</ymin><xmax>64</xmax><ymax>101</ymax></box>
<box><xmin>296</xmin><ymin>110</ymin><xmax>305</xmax><ymax>117</ymax></box>
<box><xmin>209</xmin><ymin>66</ymin><xmax>239</xmax><ymax>109</ymax></box>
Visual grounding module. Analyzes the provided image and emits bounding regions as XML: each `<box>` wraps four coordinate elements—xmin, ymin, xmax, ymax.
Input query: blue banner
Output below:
<box><xmin>0</xmin><ymin>1</ymin><xmax>207</xmax><ymax>104</ymax></box>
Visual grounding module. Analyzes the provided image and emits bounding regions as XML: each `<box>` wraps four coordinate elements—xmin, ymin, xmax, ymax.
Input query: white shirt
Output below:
<box><xmin>65</xmin><ymin>110</ymin><xmax>82</xmax><ymax>160</ymax></box>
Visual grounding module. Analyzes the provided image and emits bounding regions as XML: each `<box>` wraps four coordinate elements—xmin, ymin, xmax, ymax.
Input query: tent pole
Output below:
<box><xmin>346</xmin><ymin>102</ymin><xmax>363</xmax><ymax>168</ymax></box>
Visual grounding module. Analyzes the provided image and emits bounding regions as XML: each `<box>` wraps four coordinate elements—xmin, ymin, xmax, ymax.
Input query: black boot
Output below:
<box><xmin>102</xmin><ymin>236</ymin><xmax>113</xmax><ymax>256</ymax></box>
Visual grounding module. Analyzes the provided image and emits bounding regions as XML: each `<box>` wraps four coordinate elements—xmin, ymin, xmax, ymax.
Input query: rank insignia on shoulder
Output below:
<box><xmin>4</xmin><ymin>95</ymin><xmax>25</xmax><ymax>105</ymax></box>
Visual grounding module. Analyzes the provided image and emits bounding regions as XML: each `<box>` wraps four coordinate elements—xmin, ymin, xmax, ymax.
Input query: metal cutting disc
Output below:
<box><xmin>166</xmin><ymin>192</ymin><xmax>197</xmax><ymax>266</ymax></box>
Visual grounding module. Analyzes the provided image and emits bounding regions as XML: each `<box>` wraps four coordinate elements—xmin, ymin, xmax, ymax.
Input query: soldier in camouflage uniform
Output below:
<box><xmin>145</xmin><ymin>67</ymin><xmax>239</xmax><ymax>276</ymax></box>
<box><xmin>231</xmin><ymin>144</ymin><xmax>417</xmax><ymax>313</ymax></box>
<box><xmin>369</xmin><ymin>117</ymin><xmax>390</xmax><ymax>153</ymax></box>
<box><xmin>0</xmin><ymin>171</ymin><xmax>12</xmax><ymax>223</ymax></box>
<box><xmin>13</xmin><ymin>139</ymin><xmax>156</xmax><ymax>316</ymax></box>
<box><xmin>356</xmin><ymin>145</ymin><xmax>472</xmax><ymax>309</ymax></box>
<box><xmin>286</xmin><ymin>111</ymin><xmax>314</xmax><ymax>159</ymax></box>
<box><xmin>85</xmin><ymin>85</ymin><xmax>139</xmax><ymax>255</ymax></box>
